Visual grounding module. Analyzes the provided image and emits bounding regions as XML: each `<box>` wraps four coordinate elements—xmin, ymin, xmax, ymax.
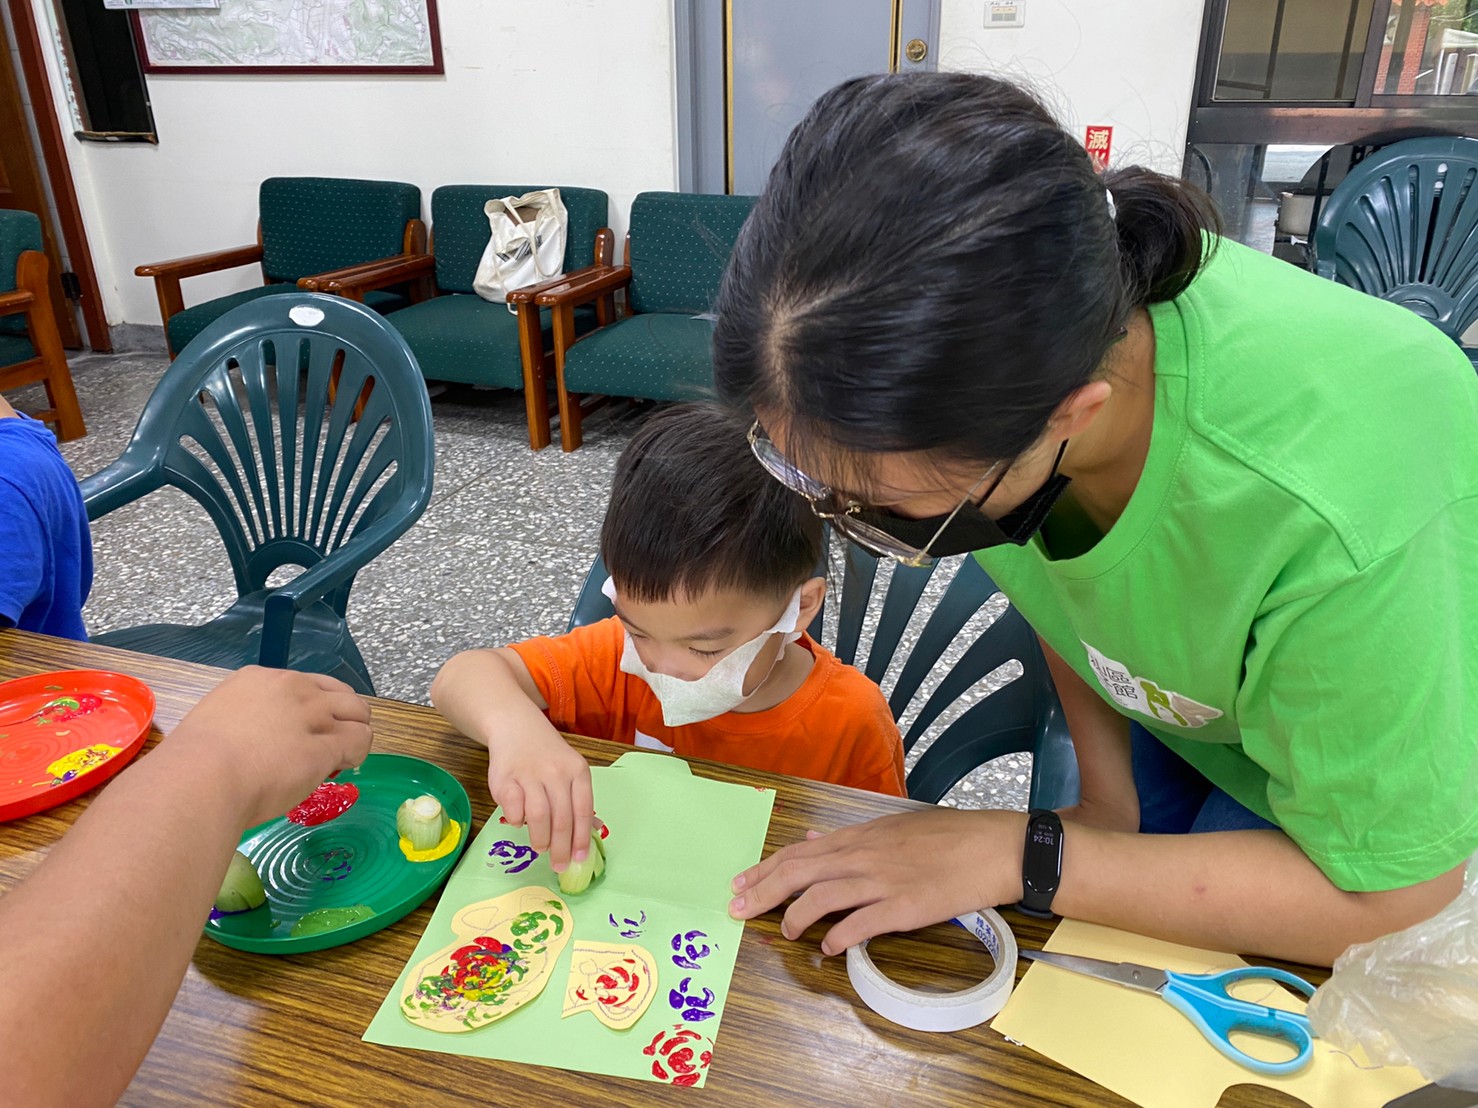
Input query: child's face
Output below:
<box><xmin>613</xmin><ymin>583</ymin><xmax>813</xmax><ymax>692</ymax></box>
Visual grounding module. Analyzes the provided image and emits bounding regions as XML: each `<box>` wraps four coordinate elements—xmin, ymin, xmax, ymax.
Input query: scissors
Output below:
<box><xmin>1020</xmin><ymin>949</ymin><xmax>1318</xmax><ymax>1075</ymax></box>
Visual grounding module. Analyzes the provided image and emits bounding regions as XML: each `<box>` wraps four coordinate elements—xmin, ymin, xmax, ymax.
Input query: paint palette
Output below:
<box><xmin>0</xmin><ymin>669</ymin><xmax>155</xmax><ymax>822</ymax></box>
<box><xmin>205</xmin><ymin>753</ymin><xmax>472</xmax><ymax>955</ymax></box>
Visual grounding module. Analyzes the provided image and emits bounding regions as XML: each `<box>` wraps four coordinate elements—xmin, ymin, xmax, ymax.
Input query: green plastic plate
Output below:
<box><xmin>204</xmin><ymin>753</ymin><xmax>472</xmax><ymax>955</ymax></box>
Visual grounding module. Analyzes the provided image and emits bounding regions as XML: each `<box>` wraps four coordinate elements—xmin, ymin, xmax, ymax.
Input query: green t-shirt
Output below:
<box><xmin>978</xmin><ymin>238</ymin><xmax>1478</xmax><ymax>892</ymax></box>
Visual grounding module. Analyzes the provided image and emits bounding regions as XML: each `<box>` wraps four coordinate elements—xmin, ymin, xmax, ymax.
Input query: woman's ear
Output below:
<box><xmin>797</xmin><ymin>576</ymin><xmax>827</xmax><ymax>631</ymax></box>
<box><xmin>1049</xmin><ymin>378</ymin><xmax>1113</xmax><ymax>441</ymax></box>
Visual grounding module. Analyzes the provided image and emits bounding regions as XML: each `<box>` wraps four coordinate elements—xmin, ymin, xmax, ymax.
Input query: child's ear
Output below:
<box><xmin>796</xmin><ymin>576</ymin><xmax>827</xmax><ymax>629</ymax></box>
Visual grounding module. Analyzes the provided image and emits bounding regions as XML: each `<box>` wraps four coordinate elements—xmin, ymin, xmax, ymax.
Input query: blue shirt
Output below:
<box><xmin>0</xmin><ymin>415</ymin><xmax>92</xmax><ymax>640</ymax></box>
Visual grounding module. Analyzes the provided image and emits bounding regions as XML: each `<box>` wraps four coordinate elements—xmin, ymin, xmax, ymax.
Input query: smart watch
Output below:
<box><xmin>1017</xmin><ymin>808</ymin><xmax>1064</xmax><ymax>919</ymax></box>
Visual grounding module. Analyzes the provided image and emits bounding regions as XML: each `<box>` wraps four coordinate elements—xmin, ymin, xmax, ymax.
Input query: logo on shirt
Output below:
<box><xmin>1081</xmin><ymin>643</ymin><xmax>1224</xmax><ymax>729</ymax></box>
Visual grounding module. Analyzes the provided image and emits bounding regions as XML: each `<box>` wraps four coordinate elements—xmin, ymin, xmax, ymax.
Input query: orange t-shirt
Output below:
<box><xmin>508</xmin><ymin>617</ymin><xmax>906</xmax><ymax>796</ymax></box>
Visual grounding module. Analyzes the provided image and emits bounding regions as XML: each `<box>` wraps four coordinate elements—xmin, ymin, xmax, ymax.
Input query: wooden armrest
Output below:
<box><xmin>506</xmin><ymin>263</ymin><xmax>620</xmax><ymax>305</ymax></box>
<box><xmin>135</xmin><ymin>243</ymin><xmax>264</xmax><ymax>280</ymax></box>
<box><xmin>0</xmin><ymin>288</ymin><xmax>35</xmax><ymax>317</ymax></box>
<box><xmin>298</xmin><ymin>253</ymin><xmax>433</xmax><ymax>293</ymax></box>
<box><xmin>316</xmin><ymin>253</ymin><xmax>436</xmax><ymax>296</ymax></box>
<box><xmin>532</xmin><ymin>265</ymin><xmax>632</xmax><ymax>307</ymax></box>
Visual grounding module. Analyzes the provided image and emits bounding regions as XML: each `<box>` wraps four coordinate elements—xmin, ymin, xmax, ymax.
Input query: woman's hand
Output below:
<box><xmin>728</xmin><ymin>808</ymin><xmax>1028</xmax><ymax>954</ymax></box>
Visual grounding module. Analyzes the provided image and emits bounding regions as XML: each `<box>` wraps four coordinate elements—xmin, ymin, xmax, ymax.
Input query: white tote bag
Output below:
<box><xmin>472</xmin><ymin>188</ymin><xmax>568</xmax><ymax>309</ymax></box>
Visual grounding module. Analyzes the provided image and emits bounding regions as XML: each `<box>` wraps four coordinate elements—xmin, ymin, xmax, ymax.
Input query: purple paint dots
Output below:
<box><xmin>487</xmin><ymin>840</ymin><xmax>538</xmax><ymax>874</ymax></box>
<box><xmin>609</xmin><ymin>910</ymin><xmax>647</xmax><ymax>938</ymax></box>
<box><xmin>318</xmin><ymin>848</ymin><xmax>354</xmax><ymax>883</ymax></box>
<box><xmin>670</xmin><ymin>929</ymin><xmax>712</xmax><ymax>970</ymax></box>
<box><xmin>668</xmin><ymin>977</ymin><xmax>717</xmax><ymax>1022</ymax></box>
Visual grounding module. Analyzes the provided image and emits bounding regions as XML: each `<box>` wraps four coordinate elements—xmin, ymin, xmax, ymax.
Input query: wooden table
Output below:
<box><xmin>0</xmin><ymin>630</ymin><xmax>1323</xmax><ymax>1107</ymax></box>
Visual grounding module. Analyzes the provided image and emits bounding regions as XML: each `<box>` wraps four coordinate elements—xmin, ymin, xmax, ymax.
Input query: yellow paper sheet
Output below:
<box><xmin>992</xmin><ymin>920</ymin><xmax>1426</xmax><ymax>1108</ymax></box>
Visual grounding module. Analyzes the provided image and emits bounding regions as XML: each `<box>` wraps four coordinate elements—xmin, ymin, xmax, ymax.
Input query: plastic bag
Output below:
<box><xmin>1307</xmin><ymin>853</ymin><xmax>1478</xmax><ymax>1090</ymax></box>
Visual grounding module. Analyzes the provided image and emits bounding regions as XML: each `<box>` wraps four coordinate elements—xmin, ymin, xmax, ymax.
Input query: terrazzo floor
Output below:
<box><xmin>10</xmin><ymin>331</ymin><xmax>1032</xmax><ymax>811</ymax></box>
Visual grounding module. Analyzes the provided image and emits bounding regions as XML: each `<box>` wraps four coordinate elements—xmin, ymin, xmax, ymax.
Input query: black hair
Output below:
<box><xmin>601</xmin><ymin>402</ymin><xmax>824</xmax><ymax>603</ymax></box>
<box><xmin>712</xmin><ymin>72</ymin><xmax>1221</xmax><ymax>478</ymax></box>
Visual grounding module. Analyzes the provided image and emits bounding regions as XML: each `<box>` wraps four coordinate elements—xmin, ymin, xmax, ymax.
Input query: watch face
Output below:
<box><xmin>1023</xmin><ymin>812</ymin><xmax>1063</xmax><ymax>897</ymax></box>
<box><xmin>1029</xmin><ymin>822</ymin><xmax>1061</xmax><ymax>849</ymax></box>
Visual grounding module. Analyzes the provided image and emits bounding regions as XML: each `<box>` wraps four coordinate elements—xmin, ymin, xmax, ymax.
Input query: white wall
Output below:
<box><xmin>937</xmin><ymin>0</ymin><xmax>1205</xmax><ymax>175</ymax></box>
<box><xmin>29</xmin><ymin>0</ymin><xmax>679</xmax><ymax>327</ymax></box>
<box><xmin>29</xmin><ymin>0</ymin><xmax>1203</xmax><ymax>329</ymax></box>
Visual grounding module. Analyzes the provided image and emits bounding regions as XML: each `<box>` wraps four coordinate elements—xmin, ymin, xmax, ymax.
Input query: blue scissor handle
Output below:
<box><xmin>1161</xmin><ymin>967</ymin><xmax>1317</xmax><ymax>1076</ymax></box>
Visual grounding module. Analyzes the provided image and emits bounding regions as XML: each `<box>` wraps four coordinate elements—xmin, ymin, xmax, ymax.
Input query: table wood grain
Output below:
<box><xmin>0</xmin><ymin>630</ymin><xmax>1324</xmax><ymax>1107</ymax></box>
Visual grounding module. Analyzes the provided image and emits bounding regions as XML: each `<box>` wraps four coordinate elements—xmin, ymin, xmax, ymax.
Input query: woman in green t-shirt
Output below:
<box><xmin>717</xmin><ymin>72</ymin><xmax>1477</xmax><ymax>966</ymax></box>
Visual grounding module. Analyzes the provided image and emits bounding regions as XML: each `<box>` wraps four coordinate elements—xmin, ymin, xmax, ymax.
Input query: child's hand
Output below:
<box><xmin>487</xmin><ymin>722</ymin><xmax>593</xmax><ymax>873</ymax></box>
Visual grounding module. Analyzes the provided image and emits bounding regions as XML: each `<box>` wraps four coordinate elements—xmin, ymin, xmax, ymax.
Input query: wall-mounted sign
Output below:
<box><xmin>987</xmin><ymin>2</ymin><xmax>1025</xmax><ymax>28</ymax></box>
<box><xmin>1085</xmin><ymin>125</ymin><xmax>1113</xmax><ymax>172</ymax></box>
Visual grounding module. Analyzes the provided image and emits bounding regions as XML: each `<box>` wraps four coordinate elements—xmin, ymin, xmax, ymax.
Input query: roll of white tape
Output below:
<box><xmin>846</xmin><ymin>910</ymin><xmax>1017</xmax><ymax>1033</ymax></box>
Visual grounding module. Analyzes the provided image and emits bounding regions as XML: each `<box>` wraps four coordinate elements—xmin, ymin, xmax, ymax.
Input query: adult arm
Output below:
<box><xmin>0</xmin><ymin>667</ymin><xmax>372</xmax><ymax>1107</ymax></box>
<box><xmin>1038</xmin><ymin>636</ymin><xmax>1138</xmax><ymax>831</ymax></box>
<box><xmin>730</xmin><ymin>809</ymin><xmax>1463</xmax><ymax>966</ymax></box>
<box><xmin>732</xmin><ymin>512</ymin><xmax>1478</xmax><ymax>966</ymax></box>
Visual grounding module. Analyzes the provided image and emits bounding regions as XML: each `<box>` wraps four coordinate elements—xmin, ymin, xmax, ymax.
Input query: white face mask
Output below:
<box><xmin>602</xmin><ymin>578</ymin><xmax>804</xmax><ymax>727</ymax></box>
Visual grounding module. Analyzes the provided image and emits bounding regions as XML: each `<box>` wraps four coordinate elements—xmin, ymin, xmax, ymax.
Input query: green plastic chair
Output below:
<box><xmin>567</xmin><ymin>542</ymin><xmax>1079</xmax><ymax>808</ymax></box>
<box><xmin>79</xmin><ymin>293</ymin><xmax>435</xmax><ymax>694</ymax></box>
<box><xmin>1312</xmin><ymin>136</ymin><xmax>1478</xmax><ymax>369</ymax></box>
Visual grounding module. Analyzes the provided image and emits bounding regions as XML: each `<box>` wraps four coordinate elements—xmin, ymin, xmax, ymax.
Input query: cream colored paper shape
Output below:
<box><xmin>561</xmin><ymin>941</ymin><xmax>660</xmax><ymax>1030</ymax></box>
<box><xmin>400</xmin><ymin>886</ymin><xmax>573</xmax><ymax>1033</ymax></box>
<box><xmin>992</xmin><ymin>919</ymin><xmax>1427</xmax><ymax>1108</ymax></box>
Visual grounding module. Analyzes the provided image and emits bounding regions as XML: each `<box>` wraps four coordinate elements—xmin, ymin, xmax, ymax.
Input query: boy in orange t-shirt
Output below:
<box><xmin>432</xmin><ymin>403</ymin><xmax>905</xmax><ymax>871</ymax></box>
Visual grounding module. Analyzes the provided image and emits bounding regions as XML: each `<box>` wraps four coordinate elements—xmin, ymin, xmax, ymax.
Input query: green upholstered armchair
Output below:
<box><xmin>136</xmin><ymin>177</ymin><xmax>425</xmax><ymax>357</ymax></box>
<box><xmin>0</xmin><ymin>209</ymin><xmax>84</xmax><ymax>440</ymax></box>
<box><xmin>524</xmin><ymin>191</ymin><xmax>756</xmax><ymax>451</ymax></box>
<box><xmin>308</xmin><ymin>184</ymin><xmax>612</xmax><ymax>451</ymax></box>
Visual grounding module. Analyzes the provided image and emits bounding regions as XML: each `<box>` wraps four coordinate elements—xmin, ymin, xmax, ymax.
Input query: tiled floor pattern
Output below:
<box><xmin>9</xmin><ymin>332</ymin><xmax>1031</xmax><ymax>811</ymax></box>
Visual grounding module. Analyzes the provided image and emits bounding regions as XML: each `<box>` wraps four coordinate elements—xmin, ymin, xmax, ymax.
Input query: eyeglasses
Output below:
<box><xmin>747</xmin><ymin>420</ymin><xmax>1007</xmax><ymax>568</ymax></box>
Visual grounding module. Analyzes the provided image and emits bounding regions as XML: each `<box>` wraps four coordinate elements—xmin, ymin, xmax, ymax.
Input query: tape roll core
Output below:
<box><xmin>846</xmin><ymin>909</ymin><xmax>1018</xmax><ymax>1033</ymax></box>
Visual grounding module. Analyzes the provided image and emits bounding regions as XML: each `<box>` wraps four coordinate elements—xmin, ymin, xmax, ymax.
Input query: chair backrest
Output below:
<box><xmin>567</xmin><ymin>540</ymin><xmax>1078</xmax><ymax>808</ymax></box>
<box><xmin>429</xmin><ymin>185</ymin><xmax>611</xmax><ymax>294</ymax></box>
<box><xmin>259</xmin><ymin>177</ymin><xmax>421</xmax><ymax>284</ymax></box>
<box><xmin>626</xmin><ymin>192</ymin><xmax>757</xmax><ymax>315</ymax></box>
<box><xmin>0</xmin><ymin>209</ymin><xmax>42</xmax><ymax>336</ymax></box>
<box><xmin>83</xmin><ymin>293</ymin><xmax>434</xmax><ymax>614</ymax></box>
<box><xmin>1312</xmin><ymin>136</ymin><xmax>1478</xmax><ymax>346</ymax></box>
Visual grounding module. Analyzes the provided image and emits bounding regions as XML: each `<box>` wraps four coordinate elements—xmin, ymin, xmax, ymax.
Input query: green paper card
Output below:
<box><xmin>363</xmin><ymin>752</ymin><xmax>775</xmax><ymax>1088</ymax></box>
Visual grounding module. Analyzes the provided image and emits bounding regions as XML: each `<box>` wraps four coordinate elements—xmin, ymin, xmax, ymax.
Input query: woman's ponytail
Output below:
<box><xmin>1103</xmin><ymin>165</ymin><xmax>1222</xmax><ymax>306</ymax></box>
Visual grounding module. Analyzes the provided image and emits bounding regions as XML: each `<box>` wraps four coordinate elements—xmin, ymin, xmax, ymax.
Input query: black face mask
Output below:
<box><xmin>852</xmin><ymin>446</ymin><xmax>1071</xmax><ymax>558</ymax></box>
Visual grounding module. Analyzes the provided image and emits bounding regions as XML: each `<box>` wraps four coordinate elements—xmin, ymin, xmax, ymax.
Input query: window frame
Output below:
<box><xmin>1188</xmin><ymin>0</ymin><xmax>1477</xmax><ymax>146</ymax></box>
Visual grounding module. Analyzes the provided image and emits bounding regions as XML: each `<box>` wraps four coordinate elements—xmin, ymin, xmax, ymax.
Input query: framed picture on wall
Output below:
<box><xmin>130</xmin><ymin>0</ymin><xmax>443</xmax><ymax>75</ymax></box>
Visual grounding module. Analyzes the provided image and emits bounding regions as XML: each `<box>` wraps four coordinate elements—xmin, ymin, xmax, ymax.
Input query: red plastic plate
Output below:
<box><xmin>0</xmin><ymin>669</ymin><xmax>156</xmax><ymax>821</ymax></box>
